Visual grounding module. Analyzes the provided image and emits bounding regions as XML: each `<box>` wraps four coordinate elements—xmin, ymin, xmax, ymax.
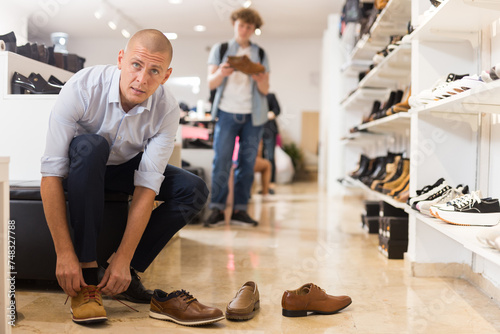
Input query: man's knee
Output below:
<box><xmin>69</xmin><ymin>134</ymin><xmax>109</xmax><ymax>160</ymax></box>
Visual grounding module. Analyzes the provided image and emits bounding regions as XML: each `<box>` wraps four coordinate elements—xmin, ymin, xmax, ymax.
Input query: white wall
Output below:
<box><xmin>64</xmin><ymin>35</ymin><xmax>322</xmax><ymax>146</ymax></box>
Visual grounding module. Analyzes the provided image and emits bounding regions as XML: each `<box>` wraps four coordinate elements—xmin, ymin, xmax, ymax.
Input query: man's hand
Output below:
<box><xmin>97</xmin><ymin>254</ymin><xmax>131</xmax><ymax>296</ymax></box>
<box><xmin>56</xmin><ymin>251</ymin><xmax>86</xmax><ymax>297</ymax></box>
<box><xmin>218</xmin><ymin>62</ymin><xmax>234</xmax><ymax>77</ymax></box>
<box><xmin>251</xmin><ymin>72</ymin><xmax>267</xmax><ymax>83</ymax></box>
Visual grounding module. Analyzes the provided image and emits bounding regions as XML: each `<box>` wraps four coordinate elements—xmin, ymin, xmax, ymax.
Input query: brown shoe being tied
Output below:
<box><xmin>149</xmin><ymin>289</ymin><xmax>225</xmax><ymax>326</ymax></box>
<box><xmin>227</xmin><ymin>55</ymin><xmax>265</xmax><ymax>75</ymax></box>
<box><xmin>226</xmin><ymin>281</ymin><xmax>260</xmax><ymax>320</ymax></box>
<box><xmin>281</xmin><ymin>283</ymin><xmax>352</xmax><ymax>317</ymax></box>
<box><xmin>71</xmin><ymin>285</ymin><xmax>107</xmax><ymax>324</ymax></box>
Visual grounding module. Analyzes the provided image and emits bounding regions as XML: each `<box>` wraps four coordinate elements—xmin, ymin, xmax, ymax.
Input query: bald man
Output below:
<box><xmin>40</xmin><ymin>29</ymin><xmax>208</xmax><ymax>324</ymax></box>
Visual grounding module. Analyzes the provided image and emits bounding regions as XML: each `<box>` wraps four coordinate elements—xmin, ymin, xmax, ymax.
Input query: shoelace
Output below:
<box><xmin>64</xmin><ymin>286</ymin><xmax>139</xmax><ymax>312</ymax></box>
<box><xmin>178</xmin><ymin>290</ymin><xmax>197</xmax><ymax>304</ymax></box>
<box><xmin>452</xmin><ymin>192</ymin><xmax>481</xmax><ymax>210</ymax></box>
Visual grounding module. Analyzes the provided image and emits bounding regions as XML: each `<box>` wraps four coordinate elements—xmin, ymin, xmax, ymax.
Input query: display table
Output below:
<box><xmin>0</xmin><ymin>157</ymin><xmax>11</xmax><ymax>333</ymax></box>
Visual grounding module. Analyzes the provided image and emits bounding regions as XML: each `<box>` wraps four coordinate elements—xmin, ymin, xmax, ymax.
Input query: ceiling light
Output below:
<box><xmin>164</xmin><ymin>33</ymin><xmax>178</xmax><ymax>40</ymax></box>
<box><xmin>169</xmin><ymin>0</ymin><xmax>183</xmax><ymax>3</ymax></box>
<box><xmin>121</xmin><ymin>29</ymin><xmax>131</xmax><ymax>38</ymax></box>
<box><xmin>255</xmin><ymin>28</ymin><xmax>261</xmax><ymax>36</ymax></box>
<box><xmin>108</xmin><ymin>20</ymin><xmax>117</xmax><ymax>30</ymax></box>
<box><xmin>243</xmin><ymin>0</ymin><xmax>251</xmax><ymax>8</ymax></box>
<box><xmin>194</xmin><ymin>25</ymin><xmax>206</xmax><ymax>32</ymax></box>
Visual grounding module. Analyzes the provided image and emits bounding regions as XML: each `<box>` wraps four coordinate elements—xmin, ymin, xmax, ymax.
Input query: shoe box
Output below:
<box><xmin>378</xmin><ymin>215</ymin><xmax>408</xmax><ymax>259</ymax></box>
<box><xmin>361</xmin><ymin>200</ymin><xmax>380</xmax><ymax>233</ymax></box>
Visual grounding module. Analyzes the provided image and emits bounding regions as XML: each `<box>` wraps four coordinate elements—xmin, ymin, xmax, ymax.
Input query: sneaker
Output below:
<box><xmin>203</xmin><ymin>209</ymin><xmax>225</xmax><ymax>228</ymax></box>
<box><xmin>434</xmin><ymin>191</ymin><xmax>500</xmax><ymax>226</ymax></box>
<box><xmin>476</xmin><ymin>228</ymin><xmax>500</xmax><ymax>249</ymax></box>
<box><xmin>230</xmin><ymin>210</ymin><xmax>258</xmax><ymax>227</ymax></box>
<box><xmin>409</xmin><ymin>178</ymin><xmax>451</xmax><ymax>209</ymax></box>
<box><xmin>417</xmin><ymin>185</ymin><xmax>469</xmax><ymax>216</ymax></box>
<box><xmin>71</xmin><ymin>285</ymin><xmax>107</xmax><ymax>324</ymax></box>
<box><xmin>149</xmin><ymin>289</ymin><xmax>224</xmax><ymax>326</ymax></box>
<box><xmin>429</xmin><ymin>191</ymin><xmax>481</xmax><ymax>217</ymax></box>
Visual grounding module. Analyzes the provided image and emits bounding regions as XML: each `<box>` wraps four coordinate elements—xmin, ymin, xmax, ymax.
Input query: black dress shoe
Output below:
<box><xmin>0</xmin><ymin>31</ymin><xmax>17</xmax><ymax>52</ymax></box>
<box><xmin>11</xmin><ymin>72</ymin><xmax>60</xmax><ymax>94</ymax></box>
<box><xmin>97</xmin><ymin>266</ymin><xmax>153</xmax><ymax>304</ymax></box>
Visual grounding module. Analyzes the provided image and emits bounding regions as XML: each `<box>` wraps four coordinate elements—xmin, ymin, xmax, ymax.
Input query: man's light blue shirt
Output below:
<box><xmin>40</xmin><ymin>65</ymin><xmax>180</xmax><ymax>194</ymax></box>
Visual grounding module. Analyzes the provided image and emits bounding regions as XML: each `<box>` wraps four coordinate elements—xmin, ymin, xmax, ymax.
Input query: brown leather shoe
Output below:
<box><xmin>149</xmin><ymin>289</ymin><xmax>224</xmax><ymax>326</ymax></box>
<box><xmin>226</xmin><ymin>281</ymin><xmax>260</xmax><ymax>320</ymax></box>
<box><xmin>71</xmin><ymin>285</ymin><xmax>107</xmax><ymax>324</ymax></box>
<box><xmin>281</xmin><ymin>283</ymin><xmax>352</xmax><ymax>317</ymax></box>
<box><xmin>227</xmin><ymin>55</ymin><xmax>265</xmax><ymax>75</ymax></box>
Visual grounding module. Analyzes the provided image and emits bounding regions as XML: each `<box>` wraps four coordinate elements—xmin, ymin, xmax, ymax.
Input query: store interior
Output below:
<box><xmin>1</xmin><ymin>0</ymin><xmax>500</xmax><ymax>332</ymax></box>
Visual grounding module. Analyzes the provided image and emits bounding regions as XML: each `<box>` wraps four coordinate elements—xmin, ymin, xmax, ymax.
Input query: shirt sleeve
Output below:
<box><xmin>207</xmin><ymin>43</ymin><xmax>221</xmax><ymax>65</ymax></box>
<box><xmin>40</xmin><ymin>76</ymin><xmax>87</xmax><ymax>178</ymax></box>
<box><xmin>134</xmin><ymin>94</ymin><xmax>180</xmax><ymax>194</ymax></box>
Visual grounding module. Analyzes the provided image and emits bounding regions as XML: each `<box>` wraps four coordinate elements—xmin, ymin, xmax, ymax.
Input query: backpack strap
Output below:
<box><xmin>218</xmin><ymin>42</ymin><xmax>228</xmax><ymax>64</ymax></box>
<box><xmin>258</xmin><ymin>47</ymin><xmax>265</xmax><ymax>64</ymax></box>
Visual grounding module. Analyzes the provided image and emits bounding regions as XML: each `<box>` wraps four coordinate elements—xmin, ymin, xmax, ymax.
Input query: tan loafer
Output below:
<box><xmin>226</xmin><ymin>281</ymin><xmax>260</xmax><ymax>320</ymax></box>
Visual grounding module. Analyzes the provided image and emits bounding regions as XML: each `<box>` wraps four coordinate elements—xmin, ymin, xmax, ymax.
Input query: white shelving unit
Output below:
<box><xmin>0</xmin><ymin>51</ymin><xmax>74</xmax><ymax>180</ymax></box>
<box><xmin>406</xmin><ymin>0</ymin><xmax>500</xmax><ymax>300</ymax></box>
<box><xmin>345</xmin><ymin>175</ymin><xmax>409</xmax><ymax>210</ymax></box>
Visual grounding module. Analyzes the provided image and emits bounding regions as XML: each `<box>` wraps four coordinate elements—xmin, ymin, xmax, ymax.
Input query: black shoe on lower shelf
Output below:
<box><xmin>230</xmin><ymin>210</ymin><xmax>258</xmax><ymax>227</ymax></box>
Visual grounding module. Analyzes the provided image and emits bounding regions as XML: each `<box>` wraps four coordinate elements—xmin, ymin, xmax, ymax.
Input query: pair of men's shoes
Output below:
<box><xmin>71</xmin><ymin>266</ymin><xmax>153</xmax><ymax>324</ymax></box>
<box><xmin>204</xmin><ymin>209</ymin><xmax>258</xmax><ymax>227</ymax></box>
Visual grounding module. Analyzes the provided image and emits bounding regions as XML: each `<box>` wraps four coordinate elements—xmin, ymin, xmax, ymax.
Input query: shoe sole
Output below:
<box><xmin>282</xmin><ymin>301</ymin><xmax>352</xmax><ymax>317</ymax></box>
<box><xmin>204</xmin><ymin>220</ymin><xmax>225</xmax><ymax>228</ymax></box>
<box><xmin>230</xmin><ymin>220</ymin><xmax>258</xmax><ymax>227</ymax></box>
<box><xmin>149</xmin><ymin>310</ymin><xmax>225</xmax><ymax>326</ymax></box>
<box><xmin>225</xmin><ymin>300</ymin><xmax>260</xmax><ymax>320</ymax></box>
<box><xmin>71</xmin><ymin>308</ymin><xmax>107</xmax><ymax>324</ymax></box>
<box><xmin>435</xmin><ymin>210</ymin><xmax>500</xmax><ymax>226</ymax></box>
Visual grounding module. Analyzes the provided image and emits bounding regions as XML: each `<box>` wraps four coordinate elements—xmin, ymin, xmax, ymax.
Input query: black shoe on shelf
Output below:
<box><xmin>230</xmin><ymin>210</ymin><xmax>258</xmax><ymax>227</ymax></box>
<box><xmin>204</xmin><ymin>209</ymin><xmax>225</xmax><ymax>228</ymax></box>
<box><xmin>98</xmin><ymin>266</ymin><xmax>153</xmax><ymax>304</ymax></box>
<box><xmin>0</xmin><ymin>31</ymin><xmax>17</xmax><ymax>52</ymax></box>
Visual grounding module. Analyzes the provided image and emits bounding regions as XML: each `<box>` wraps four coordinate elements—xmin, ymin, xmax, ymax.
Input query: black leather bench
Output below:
<box><xmin>10</xmin><ymin>181</ymin><xmax>130</xmax><ymax>280</ymax></box>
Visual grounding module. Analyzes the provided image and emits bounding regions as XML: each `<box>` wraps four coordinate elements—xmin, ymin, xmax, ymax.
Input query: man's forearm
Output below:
<box><xmin>40</xmin><ymin>176</ymin><xmax>75</xmax><ymax>255</ymax></box>
<box><xmin>114</xmin><ymin>186</ymin><xmax>156</xmax><ymax>263</ymax></box>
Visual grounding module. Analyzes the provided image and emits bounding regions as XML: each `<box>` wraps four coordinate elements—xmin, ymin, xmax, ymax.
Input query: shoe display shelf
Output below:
<box><xmin>407</xmin><ymin>0</ymin><xmax>500</xmax><ymax>301</ymax></box>
<box><xmin>358</xmin><ymin>44</ymin><xmax>411</xmax><ymax>89</ymax></box>
<box><xmin>0</xmin><ymin>51</ymin><xmax>74</xmax><ymax>180</ymax></box>
<box><xmin>345</xmin><ymin>175</ymin><xmax>408</xmax><ymax>210</ymax></box>
<box><xmin>349</xmin><ymin>0</ymin><xmax>411</xmax><ymax>62</ymax></box>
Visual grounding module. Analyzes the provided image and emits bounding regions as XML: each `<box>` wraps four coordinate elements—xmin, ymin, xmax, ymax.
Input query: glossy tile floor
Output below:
<box><xmin>12</xmin><ymin>181</ymin><xmax>500</xmax><ymax>333</ymax></box>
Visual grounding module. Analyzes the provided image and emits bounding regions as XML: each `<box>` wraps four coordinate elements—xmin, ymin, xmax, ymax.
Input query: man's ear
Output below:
<box><xmin>161</xmin><ymin>67</ymin><xmax>173</xmax><ymax>84</ymax></box>
<box><xmin>117</xmin><ymin>49</ymin><xmax>125</xmax><ymax>69</ymax></box>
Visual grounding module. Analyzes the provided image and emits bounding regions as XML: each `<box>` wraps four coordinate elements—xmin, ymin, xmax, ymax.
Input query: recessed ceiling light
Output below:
<box><xmin>108</xmin><ymin>20</ymin><xmax>117</xmax><ymax>30</ymax></box>
<box><xmin>121</xmin><ymin>29</ymin><xmax>131</xmax><ymax>38</ymax></box>
<box><xmin>243</xmin><ymin>1</ymin><xmax>251</xmax><ymax>8</ymax></box>
<box><xmin>169</xmin><ymin>0</ymin><xmax>183</xmax><ymax>4</ymax></box>
<box><xmin>194</xmin><ymin>25</ymin><xmax>206</xmax><ymax>32</ymax></box>
<box><xmin>255</xmin><ymin>28</ymin><xmax>261</xmax><ymax>36</ymax></box>
<box><xmin>164</xmin><ymin>33</ymin><xmax>178</xmax><ymax>40</ymax></box>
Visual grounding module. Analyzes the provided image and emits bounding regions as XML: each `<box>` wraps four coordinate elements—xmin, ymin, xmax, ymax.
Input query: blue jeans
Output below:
<box><xmin>64</xmin><ymin>134</ymin><xmax>208</xmax><ymax>272</ymax></box>
<box><xmin>210</xmin><ymin>110</ymin><xmax>263</xmax><ymax>211</ymax></box>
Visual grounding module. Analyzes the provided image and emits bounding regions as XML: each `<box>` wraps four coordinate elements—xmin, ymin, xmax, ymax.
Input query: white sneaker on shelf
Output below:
<box><xmin>476</xmin><ymin>226</ymin><xmax>500</xmax><ymax>249</ymax></box>
<box><xmin>430</xmin><ymin>191</ymin><xmax>481</xmax><ymax>217</ymax></box>
<box><xmin>417</xmin><ymin>185</ymin><xmax>468</xmax><ymax>216</ymax></box>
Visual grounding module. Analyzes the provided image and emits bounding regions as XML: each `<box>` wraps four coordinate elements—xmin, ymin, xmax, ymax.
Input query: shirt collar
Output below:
<box><xmin>109</xmin><ymin>67</ymin><xmax>153</xmax><ymax>114</ymax></box>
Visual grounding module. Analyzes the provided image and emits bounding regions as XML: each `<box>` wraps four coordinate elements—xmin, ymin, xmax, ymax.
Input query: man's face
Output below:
<box><xmin>234</xmin><ymin>19</ymin><xmax>256</xmax><ymax>42</ymax></box>
<box><xmin>117</xmin><ymin>43</ymin><xmax>172</xmax><ymax>112</ymax></box>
